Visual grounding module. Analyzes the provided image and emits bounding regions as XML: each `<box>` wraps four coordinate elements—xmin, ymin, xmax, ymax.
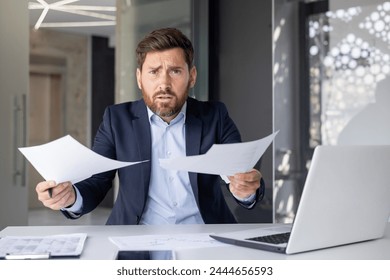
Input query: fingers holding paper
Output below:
<box><xmin>228</xmin><ymin>169</ymin><xmax>262</xmax><ymax>200</ymax></box>
<box><xmin>36</xmin><ymin>181</ymin><xmax>76</xmax><ymax>210</ymax></box>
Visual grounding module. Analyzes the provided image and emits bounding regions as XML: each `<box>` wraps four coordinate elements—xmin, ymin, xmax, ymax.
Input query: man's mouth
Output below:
<box><xmin>154</xmin><ymin>92</ymin><xmax>174</xmax><ymax>101</ymax></box>
<box><xmin>156</xmin><ymin>95</ymin><xmax>172</xmax><ymax>99</ymax></box>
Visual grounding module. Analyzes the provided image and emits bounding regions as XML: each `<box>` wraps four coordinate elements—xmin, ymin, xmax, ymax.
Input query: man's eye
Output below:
<box><xmin>171</xmin><ymin>69</ymin><xmax>181</xmax><ymax>75</ymax></box>
<box><xmin>149</xmin><ymin>70</ymin><xmax>157</xmax><ymax>75</ymax></box>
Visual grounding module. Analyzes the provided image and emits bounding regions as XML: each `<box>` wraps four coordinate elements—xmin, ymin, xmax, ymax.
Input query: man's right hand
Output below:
<box><xmin>36</xmin><ymin>181</ymin><xmax>76</xmax><ymax>210</ymax></box>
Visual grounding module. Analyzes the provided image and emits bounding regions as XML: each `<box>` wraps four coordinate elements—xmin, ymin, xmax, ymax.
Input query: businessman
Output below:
<box><xmin>36</xmin><ymin>27</ymin><xmax>265</xmax><ymax>225</ymax></box>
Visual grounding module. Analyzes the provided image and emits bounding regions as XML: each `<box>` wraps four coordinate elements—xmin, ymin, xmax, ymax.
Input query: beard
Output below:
<box><xmin>142</xmin><ymin>84</ymin><xmax>190</xmax><ymax>119</ymax></box>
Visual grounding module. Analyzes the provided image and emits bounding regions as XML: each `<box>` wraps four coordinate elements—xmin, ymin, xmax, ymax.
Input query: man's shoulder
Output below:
<box><xmin>106</xmin><ymin>99</ymin><xmax>145</xmax><ymax>113</ymax></box>
<box><xmin>187</xmin><ymin>97</ymin><xmax>228</xmax><ymax>114</ymax></box>
<box><xmin>187</xmin><ymin>97</ymin><xmax>227</xmax><ymax>109</ymax></box>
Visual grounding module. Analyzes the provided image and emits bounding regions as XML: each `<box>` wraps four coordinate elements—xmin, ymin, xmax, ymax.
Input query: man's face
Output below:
<box><xmin>136</xmin><ymin>48</ymin><xmax>197</xmax><ymax>123</ymax></box>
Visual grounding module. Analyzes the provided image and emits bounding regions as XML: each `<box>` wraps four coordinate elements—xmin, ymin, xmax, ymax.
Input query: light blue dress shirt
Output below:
<box><xmin>139</xmin><ymin>102</ymin><xmax>205</xmax><ymax>225</ymax></box>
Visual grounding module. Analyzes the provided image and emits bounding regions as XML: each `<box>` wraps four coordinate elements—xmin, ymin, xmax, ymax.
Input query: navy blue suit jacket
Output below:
<box><xmin>65</xmin><ymin>97</ymin><xmax>264</xmax><ymax>225</ymax></box>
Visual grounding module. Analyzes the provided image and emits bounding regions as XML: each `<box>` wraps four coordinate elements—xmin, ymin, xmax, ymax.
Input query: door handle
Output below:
<box><xmin>13</xmin><ymin>94</ymin><xmax>27</xmax><ymax>187</ymax></box>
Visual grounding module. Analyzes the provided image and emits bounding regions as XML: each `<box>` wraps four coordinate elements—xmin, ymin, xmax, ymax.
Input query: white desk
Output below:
<box><xmin>1</xmin><ymin>223</ymin><xmax>390</xmax><ymax>259</ymax></box>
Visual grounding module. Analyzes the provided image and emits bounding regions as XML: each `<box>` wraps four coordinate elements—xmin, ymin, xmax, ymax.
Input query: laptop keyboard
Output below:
<box><xmin>246</xmin><ymin>232</ymin><xmax>290</xmax><ymax>244</ymax></box>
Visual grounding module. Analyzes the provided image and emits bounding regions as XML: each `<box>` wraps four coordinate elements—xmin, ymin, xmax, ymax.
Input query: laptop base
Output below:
<box><xmin>210</xmin><ymin>234</ymin><xmax>287</xmax><ymax>254</ymax></box>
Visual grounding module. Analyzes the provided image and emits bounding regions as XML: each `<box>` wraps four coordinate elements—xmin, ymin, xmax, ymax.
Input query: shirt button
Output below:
<box><xmin>169</xmin><ymin>176</ymin><xmax>174</xmax><ymax>182</ymax></box>
<box><xmin>173</xmin><ymin>202</ymin><xmax>178</xmax><ymax>207</ymax></box>
<box><xmin>167</xmin><ymin>151</ymin><xmax>172</xmax><ymax>157</ymax></box>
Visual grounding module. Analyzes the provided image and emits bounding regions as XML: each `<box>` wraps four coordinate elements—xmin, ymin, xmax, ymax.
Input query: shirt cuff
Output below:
<box><xmin>232</xmin><ymin>192</ymin><xmax>256</xmax><ymax>205</ymax></box>
<box><xmin>61</xmin><ymin>185</ymin><xmax>83</xmax><ymax>214</ymax></box>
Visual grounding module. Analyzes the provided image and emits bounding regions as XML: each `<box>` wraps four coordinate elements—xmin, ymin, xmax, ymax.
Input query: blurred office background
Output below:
<box><xmin>1</xmin><ymin>0</ymin><xmax>389</xmax><ymax>230</ymax></box>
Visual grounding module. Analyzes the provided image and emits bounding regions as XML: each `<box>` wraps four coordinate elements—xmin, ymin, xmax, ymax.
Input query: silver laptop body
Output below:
<box><xmin>210</xmin><ymin>145</ymin><xmax>390</xmax><ymax>254</ymax></box>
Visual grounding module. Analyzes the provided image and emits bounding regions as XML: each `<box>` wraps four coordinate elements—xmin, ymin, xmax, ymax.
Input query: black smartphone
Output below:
<box><xmin>116</xmin><ymin>250</ymin><xmax>175</xmax><ymax>260</ymax></box>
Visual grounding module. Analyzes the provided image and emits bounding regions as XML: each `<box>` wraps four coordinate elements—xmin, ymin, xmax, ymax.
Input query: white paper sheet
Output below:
<box><xmin>159</xmin><ymin>131</ymin><xmax>278</xmax><ymax>177</ymax></box>
<box><xmin>0</xmin><ymin>233</ymin><xmax>87</xmax><ymax>258</ymax></box>
<box><xmin>19</xmin><ymin>135</ymin><xmax>146</xmax><ymax>184</ymax></box>
<box><xmin>109</xmin><ymin>233</ymin><xmax>228</xmax><ymax>251</ymax></box>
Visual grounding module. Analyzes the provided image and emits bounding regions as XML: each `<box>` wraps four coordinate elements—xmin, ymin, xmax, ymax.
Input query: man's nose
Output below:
<box><xmin>158</xmin><ymin>72</ymin><xmax>172</xmax><ymax>90</ymax></box>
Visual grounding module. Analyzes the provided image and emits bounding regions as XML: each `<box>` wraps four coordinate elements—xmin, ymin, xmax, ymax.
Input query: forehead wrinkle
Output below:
<box><xmin>143</xmin><ymin>49</ymin><xmax>187</xmax><ymax>69</ymax></box>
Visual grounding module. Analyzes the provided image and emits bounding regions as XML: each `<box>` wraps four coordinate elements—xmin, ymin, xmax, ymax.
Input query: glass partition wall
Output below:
<box><xmin>307</xmin><ymin>1</ymin><xmax>390</xmax><ymax>147</ymax></box>
<box><xmin>274</xmin><ymin>0</ymin><xmax>390</xmax><ymax>223</ymax></box>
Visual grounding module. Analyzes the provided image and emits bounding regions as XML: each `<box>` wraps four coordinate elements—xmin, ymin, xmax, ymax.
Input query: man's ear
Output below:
<box><xmin>136</xmin><ymin>68</ymin><xmax>142</xmax><ymax>89</ymax></box>
<box><xmin>189</xmin><ymin>66</ymin><xmax>197</xmax><ymax>88</ymax></box>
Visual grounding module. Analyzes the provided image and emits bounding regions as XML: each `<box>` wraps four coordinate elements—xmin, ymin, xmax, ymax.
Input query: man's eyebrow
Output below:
<box><xmin>147</xmin><ymin>64</ymin><xmax>162</xmax><ymax>69</ymax></box>
<box><xmin>146</xmin><ymin>65</ymin><xmax>162</xmax><ymax>70</ymax></box>
<box><xmin>145</xmin><ymin>64</ymin><xmax>185</xmax><ymax>70</ymax></box>
<box><xmin>165</xmin><ymin>65</ymin><xmax>186</xmax><ymax>72</ymax></box>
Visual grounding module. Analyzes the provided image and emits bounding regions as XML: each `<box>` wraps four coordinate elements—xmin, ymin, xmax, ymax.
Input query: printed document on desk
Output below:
<box><xmin>110</xmin><ymin>233</ymin><xmax>229</xmax><ymax>251</ymax></box>
<box><xmin>19</xmin><ymin>135</ymin><xmax>147</xmax><ymax>184</ymax></box>
<box><xmin>0</xmin><ymin>233</ymin><xmax>87</xmax><ymax>258</ymax></box>
<box><xmin>159</xmin><ymin>131</ymin><xmax>278</xmax><ymax>177</ymax></box>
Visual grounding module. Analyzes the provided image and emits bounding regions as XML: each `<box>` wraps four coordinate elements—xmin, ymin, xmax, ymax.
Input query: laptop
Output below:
<box><xmin>210</xmin><ymin>145</ymin><xmax>390</xmax><ymax>254</ymax></box>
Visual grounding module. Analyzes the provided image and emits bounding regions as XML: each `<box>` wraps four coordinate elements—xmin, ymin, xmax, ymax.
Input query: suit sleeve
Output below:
<box><xmin>72</xmin><ymin>107</ymin><xmax>118</xmax><ymax>216</ymax></box>
<box><xmin>217</xmin><ymin>102</ymin><xmax>265</xmax><ymax>209</ymax></box>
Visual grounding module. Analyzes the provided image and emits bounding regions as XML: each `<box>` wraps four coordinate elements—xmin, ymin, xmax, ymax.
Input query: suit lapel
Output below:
<box><xmin>185</xmin><ymin>99</ymin><xmax>202</xmax><ymax>205</ymax></box>
<box><xmin>131</xmin><ymin>100</ymin><xmax>152</xmax><ymax>198</ymax></box>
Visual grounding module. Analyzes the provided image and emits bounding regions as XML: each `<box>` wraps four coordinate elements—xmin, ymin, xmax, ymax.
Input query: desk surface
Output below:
<box><xmin>1</xmin><ymin>223</ymin><xmax>390</xmax><ymax>260</ymax></box>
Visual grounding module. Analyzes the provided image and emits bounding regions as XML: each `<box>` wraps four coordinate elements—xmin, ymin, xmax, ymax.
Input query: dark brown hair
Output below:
<box><xmin>136</xmin><ymin>28</ymin><xmax>194</xmax><ymax>70</ymax></box>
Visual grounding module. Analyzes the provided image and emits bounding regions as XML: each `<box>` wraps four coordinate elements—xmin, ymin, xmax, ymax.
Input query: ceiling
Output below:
<box><xmin>28</xmin><ymin>0</ymin><xmax>116</xmax><ymax>38</ymax></box>
<box><xmin>28</xmin><ymin>0</ymin><xmax>191</xmax><ymax>42</ymax></box>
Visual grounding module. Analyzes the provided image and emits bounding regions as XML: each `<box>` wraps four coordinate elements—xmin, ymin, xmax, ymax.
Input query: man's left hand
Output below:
<box><xmin>228</xmin><ymin>169</ymin><xmax>262</xmax><ymax>199</ymax></box>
